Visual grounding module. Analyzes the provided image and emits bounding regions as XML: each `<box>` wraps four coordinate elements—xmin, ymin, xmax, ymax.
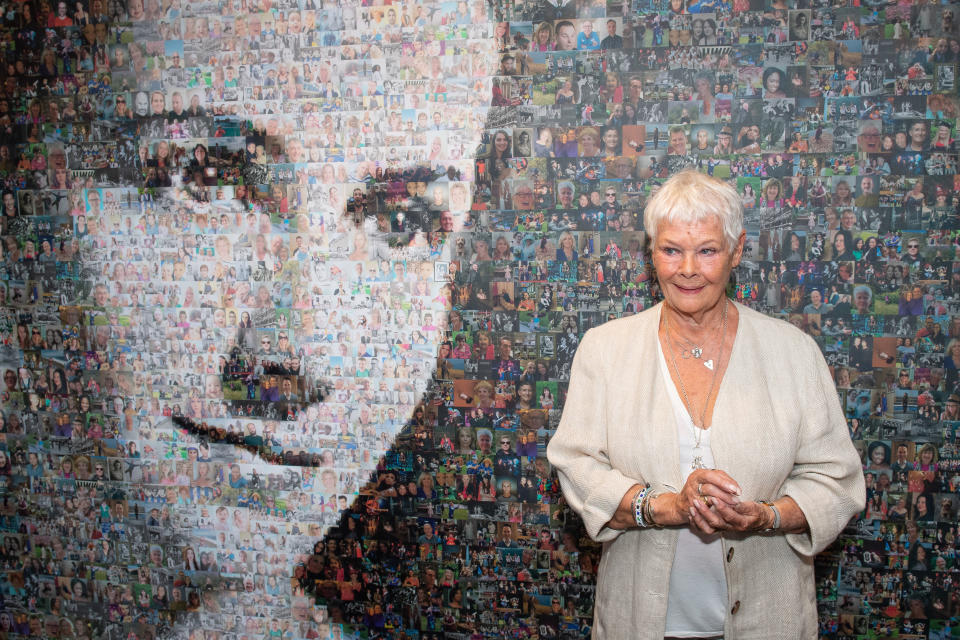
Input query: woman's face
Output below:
<box><xmin>652</xmin><ymin>215</ymin><xmax>742</xmax><ymax>318</ymax></box>
<box><xmin>602</xmin><ymin>129</ymin><xmax>619</xmax><ymax>149</ymax></box>
<box><xmin>870</xmin><ymin>446</ymin><xmax>885</xmax><ymax>465</ymax></box>
<box><xmin>765</xmin><ymin>72</ymin><xmax>780</xmax><ymax>93</ymax></box>
<box><xmin>494</xmin><ymin>132</ymin><xmax>509</xmax><ymax>153</ymax></box>
<box><xmin>834</xmin><ymin>234</ymin><xmax>845</xmax><ymax>252</ymax></box>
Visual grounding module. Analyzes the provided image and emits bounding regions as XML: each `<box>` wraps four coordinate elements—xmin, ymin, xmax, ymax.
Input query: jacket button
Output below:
<box><xmin>731</xmin><ymin>601</ymin><xmax>741</xmax><ymax>614</ymax></box>
<box><xmin>726</xmin><ymin>547</ymin><xmax>734</xmax><ymax>562</ymax></box>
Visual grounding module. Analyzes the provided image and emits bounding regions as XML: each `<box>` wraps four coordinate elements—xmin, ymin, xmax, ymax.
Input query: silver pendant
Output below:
<box><xmin>691</xmin><ymin>347</ymin><xmax>703</xmax><ymax>359</ymax></box>
<box><xmin>692</xmin><ymin>454</ymin><xmax>705</xmax><ymax>470</ymax></box>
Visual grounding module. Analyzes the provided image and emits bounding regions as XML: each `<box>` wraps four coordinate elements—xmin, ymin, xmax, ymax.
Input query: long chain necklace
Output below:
<box><xmin>662</xmin><ymin>300</ymin><xmax>728</xmax><ymax>470</ymax></box>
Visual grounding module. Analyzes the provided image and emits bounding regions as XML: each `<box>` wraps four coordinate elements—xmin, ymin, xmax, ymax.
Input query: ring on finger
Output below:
<box><xmin>697</xmin><ymin>482</ymin><xmax>703</xmax><ymax>496</ymax></box>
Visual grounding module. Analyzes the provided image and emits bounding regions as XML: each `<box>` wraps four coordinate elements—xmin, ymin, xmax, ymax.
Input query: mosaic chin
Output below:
<box><xmin>0</xmin><ymin>0</ymin><xmax>497</xmax><ymax>636</ymax></box>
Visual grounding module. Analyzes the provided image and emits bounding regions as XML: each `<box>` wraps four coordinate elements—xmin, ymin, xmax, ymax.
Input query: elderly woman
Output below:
<box><xmin>547</xmin><ymin>170</ymin><xmax>864</xmax><ymax>639</ymax></box>
<box><xmin>578</xmin><ymin>127</ymin><xmax>602</xmax><ymax>157</ymax></box>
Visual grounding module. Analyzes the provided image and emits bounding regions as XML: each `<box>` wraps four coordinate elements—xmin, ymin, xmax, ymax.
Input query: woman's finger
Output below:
<box><xmin>697</xmin><ymin>469</ymin><xmax>742</xmax><ymax>497</ymax></box>
<box><xmin>688</xmin><ymin>505</ymin><xmax>716</xmax><ymax>535</ymax></box>
<box><xmin>697</xmin><ymin>480</ymin><xmax>740</xmax><ymax>507</ymax></box>
<box><xmin>710</xmin><ymin>500</ymin><xmax>754</xmax><ymax>530</ymax></box>
<box><xmin>692</xmin><ymin>498</ymin><xmax>727</xmax><ymax>532</ymax></box>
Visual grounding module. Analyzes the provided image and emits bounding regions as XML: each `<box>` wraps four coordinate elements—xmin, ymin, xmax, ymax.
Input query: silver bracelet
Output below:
<box><xmin>761</xmin><ymin>501</ymin><xmax>781</xmax><ymax>532</ymax></box>
<box><xmin>643</xmin><ymin>489</ymin><xmax>663</xmax><ymax>528</ymax></box>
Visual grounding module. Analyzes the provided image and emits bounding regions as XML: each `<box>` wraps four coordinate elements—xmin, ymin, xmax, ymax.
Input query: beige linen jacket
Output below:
<box><xmin>547</xmin><ymin>301</ymin><xmax>865</xmax><ymax>639</ymax></box>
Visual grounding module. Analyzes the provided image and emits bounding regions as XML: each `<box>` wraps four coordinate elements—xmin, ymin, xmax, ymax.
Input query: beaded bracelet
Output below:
<box><xmin>633</xmin><ymin>485</ymin><xmax>648</xmax><ymax>528</ymax></box>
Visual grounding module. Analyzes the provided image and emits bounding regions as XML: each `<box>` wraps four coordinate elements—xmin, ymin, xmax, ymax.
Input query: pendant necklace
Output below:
<box><xmin>663</xmin><ymin>300</ymin><xmax>728</xmax><ymax>470</ymax></box>
<box><xmin>673</xmin><ymin>312</ymin><xmax>725</xmax><ymax>368</ymax></box>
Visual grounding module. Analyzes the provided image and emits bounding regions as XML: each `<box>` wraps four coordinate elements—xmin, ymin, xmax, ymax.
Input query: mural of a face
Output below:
<box><xmin>1</xmin><ymin>0</ymin><xmax>497</xmax><ymax>636</ymax></box>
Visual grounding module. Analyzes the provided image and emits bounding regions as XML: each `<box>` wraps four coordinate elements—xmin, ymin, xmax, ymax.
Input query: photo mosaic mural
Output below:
<box><xmin>0</xmin><ymin>0</ymin><xmax>959</xmax><ymax>636</ymax></box>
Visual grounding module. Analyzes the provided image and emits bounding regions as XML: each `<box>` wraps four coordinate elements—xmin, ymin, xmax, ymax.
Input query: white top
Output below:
<box><xmin>657</xmin><ymin>339</ymin><xmax>728</xmax><ymax>638</ymax></box>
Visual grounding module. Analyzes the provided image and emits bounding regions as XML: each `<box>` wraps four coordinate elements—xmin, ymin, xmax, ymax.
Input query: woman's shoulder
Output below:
<box><xmin>736</xmin><ymin>301</ymin><xmax>817</xmax><ymax>355</ymax></box>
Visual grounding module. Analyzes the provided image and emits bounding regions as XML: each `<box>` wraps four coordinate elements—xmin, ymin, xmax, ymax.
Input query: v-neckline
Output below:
<box><xmin>655</xmin><ymin>301</ymin><xmax>743</xmax><ymax>431</ymax></box>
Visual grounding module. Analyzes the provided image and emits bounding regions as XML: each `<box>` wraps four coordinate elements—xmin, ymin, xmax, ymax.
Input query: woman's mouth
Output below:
<box><xmin>674</xmin><ymin>284</ymin><xmax>705</xmax><ymax>294</ymax></box>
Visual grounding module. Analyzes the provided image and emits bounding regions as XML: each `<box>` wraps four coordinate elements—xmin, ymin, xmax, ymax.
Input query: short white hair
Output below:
<box><xmin>643</xmin><ymin>170</ymin><xmax>744</xmax><ymax>253</ymax></box>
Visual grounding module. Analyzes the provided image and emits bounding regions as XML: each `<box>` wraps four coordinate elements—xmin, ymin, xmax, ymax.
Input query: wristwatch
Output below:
<box><xmin>758</xmin><ymin>500</ymin><xmax>781</xmax><ymax>532</ymax></box>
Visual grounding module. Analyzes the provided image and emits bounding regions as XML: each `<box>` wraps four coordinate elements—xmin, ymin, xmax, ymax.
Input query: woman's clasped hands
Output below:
<box><xmin>678</xmin><ymin>468</ymin><xmax>774</xmax><ymax>535</ymax></box>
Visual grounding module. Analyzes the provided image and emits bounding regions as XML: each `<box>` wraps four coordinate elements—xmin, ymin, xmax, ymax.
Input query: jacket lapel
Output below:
<box><xmin>635</xmin><ymin>303</ymin><xmax>683</xmax><ymax>490</ymax></box>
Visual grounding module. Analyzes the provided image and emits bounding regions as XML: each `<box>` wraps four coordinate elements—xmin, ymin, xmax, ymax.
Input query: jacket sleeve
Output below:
<box><xmin>781</xmin><ymin>333</ymin><xmax>866</xmax><ymax>557</ymax></box>
<box><xmin>547</xmin><ymin>328</ymin><xmax>639</xmax><ymax>542</ymax></box>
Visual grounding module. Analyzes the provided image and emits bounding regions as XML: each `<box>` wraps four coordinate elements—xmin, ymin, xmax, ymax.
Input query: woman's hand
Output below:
<box><xmin>689</xmin><ymin>498</ymin><xmax>772</xmax><ymax>535</ymax></box>
<box><xmin>689</xmin><ymin>495</ymin><xmax>808</xmax><ymax>536</ymax></box>
<box><xmin>646</xmin><ymin>469</ymin><xmax>744</xmax><ymax>528</ymax></box>
<box><xmin>677</xmin><ymin>468</ymin><xmax>742</xmax><ymax>520</ymax></box>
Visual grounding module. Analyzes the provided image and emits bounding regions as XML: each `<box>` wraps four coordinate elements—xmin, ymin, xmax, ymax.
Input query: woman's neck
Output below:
<box><xmin>662</xmin><ymin>297</ymin><xmax>730</xmax><ymax>335</ymax></box>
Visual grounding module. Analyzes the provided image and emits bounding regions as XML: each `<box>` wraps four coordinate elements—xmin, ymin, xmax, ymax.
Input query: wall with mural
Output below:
<box><xmin>0</xmin><ymin>0</ymin><xmax>958</xmax><ymax>637</ymax></box>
